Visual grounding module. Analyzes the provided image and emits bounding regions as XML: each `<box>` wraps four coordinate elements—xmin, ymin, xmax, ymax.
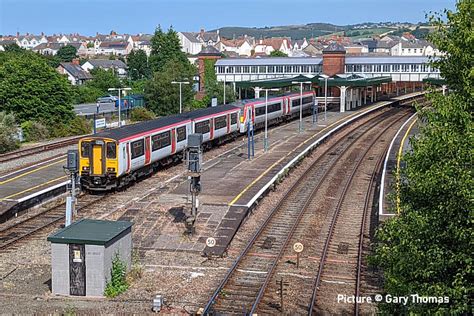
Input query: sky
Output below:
<box><xmin>0</xmin><ymin>0</ymin><xmax>456</xmax><ymax>36</ymax></box>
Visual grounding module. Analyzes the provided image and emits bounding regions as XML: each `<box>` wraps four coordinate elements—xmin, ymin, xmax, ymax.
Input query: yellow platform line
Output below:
<box><xmin>0</xmin><ymin>159</ymin><xmax>66</xmax><ymax>185</ymax></box>
<box><xmin>0</xmin><ymin>175</ymin><xmax>68</xmax><ymax>201</ymax></box>
<box><xmin>228</xmin><ymin>105</ymin><xmax>381</xmax><ymax>206</ymax></box>
<box><xmin>396</xmin><ymin>118</ymin><xmax>418</xmax><ymax>214</ymax></box>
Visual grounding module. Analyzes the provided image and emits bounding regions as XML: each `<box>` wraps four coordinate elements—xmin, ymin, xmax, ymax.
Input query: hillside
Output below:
<box><xmin>212</xmin><ymin>22</ymin><xmax>420</xmax><ymax>40</ymax></box>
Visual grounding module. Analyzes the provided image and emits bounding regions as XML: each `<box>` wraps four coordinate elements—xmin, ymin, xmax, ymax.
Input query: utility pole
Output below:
<box><xmin>185</xmin><ymin>134</ymin><xmax>203</xmax><ymax>235</ymax></box>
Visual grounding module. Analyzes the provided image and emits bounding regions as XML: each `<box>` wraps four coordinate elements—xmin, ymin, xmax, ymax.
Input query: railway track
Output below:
<box><xmin>203</xmin><ymin>107</ymin><xmax>411</xmax><ymax>315</ymax></box>
<box><xmin>0</xmin><ymin>193</ymin><xmax>104</xmax><ymax>252</ymax></box>
<box><xmin>0</xmin><ymin>136</ymin><xmax>82</xmax><ymax>164</ymax></box>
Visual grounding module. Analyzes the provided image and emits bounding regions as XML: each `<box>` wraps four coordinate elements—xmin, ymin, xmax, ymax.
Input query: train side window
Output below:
<box><xmin>177</xmin><ymin>126</ymin><xmax>187</xmax><ymax>142</ymax></box>
<box><xmin>152</xmin><ymin>131</ymin><xmax>171</xmax><ymax>151</ymax></box>
<box><xmin>195</xmin><ymin>120</ymin><xmax>210</xmax><ymax>134</ymax></box>
<box><xmin>81</xmin><ymin>141</ymin><xmax>90</xmax><ymax>158</ymax></box>
<box><xmin>106</xmin><ymin>142</ymin><xmax>116</xmax><ymax>159</ymax></box>
<box><xmin>214</xmin><ymin>116</ymin><xmax>227</xmax><ymax>130</ymax></box>
<box><xmin>131</xmin><ymin>139</ymin><xmax>144</xmax><ymax>159</ymax></box>
<box><xmin>231</xmin><ymin>113</ymin><xmax>237</xmax><ymax>125</ymax></box>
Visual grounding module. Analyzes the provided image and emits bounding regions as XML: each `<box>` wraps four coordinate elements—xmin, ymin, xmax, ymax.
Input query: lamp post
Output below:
<box><xmin>171</xmin><ymin>81</ymin><xmax>190</xmax><ymax>113</ymax></box>
<box><xmin>292</xmin><ymin>81</ymin><xmax>312</xmax><ymax>133</ymax></box>
<box><xmin>320</xmin><ymin>74</ymin><xmax>329</xmax><ymax>121</ymax></box>
<box><xmin>262</xmin><ymin>88</ymin><xmax>279</xmax><ymax>152</ymax></box>
<box><xmin>108</xmin><ymin>87</ymin><xmax>131</xmax><ymax>127</ymax></box>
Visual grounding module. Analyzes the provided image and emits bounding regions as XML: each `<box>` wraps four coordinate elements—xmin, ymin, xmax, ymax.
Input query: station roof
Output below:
<box><xmin>345</xmin><ymin>56</ymin><xmax>432</xmax><ymax>64</ymax></box>
<box><xmin>216</xmin><ymin>57</ymin><xmax>322</xmax><ymax>66</ymax></box>
<box><xmin>47</xmin><ymin>219</ymin><xmax>132</xmax><ymax>246</ymax></box>
<box><xmin>235</xmin><ymin>74</ymin><xmax>392</xmax><ymax>89</ymax></box>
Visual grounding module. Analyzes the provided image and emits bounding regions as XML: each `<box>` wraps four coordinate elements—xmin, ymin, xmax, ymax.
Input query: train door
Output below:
<box><xmin>91</xmin><ymin>143</ymin><xmax>104</xmax><ymax>175</ymax></box>
<box><xmin>144</xmin><ymin>136</ymin><xmax>151</xmax><ymax>165</ymax></box>
<box><xmin>171</xmin><ymin>129</ymin><xmax>176</xmax><ymax>154</ymax></box>
<box><xmin>209</xmin><ymin>119</ymin><xmax>214</xmax><ymax>140</ymax></box>
<box><xmin>227</xmin><ymin>114</ymin><xmax>231</xmax><ymax>133</ymax></box>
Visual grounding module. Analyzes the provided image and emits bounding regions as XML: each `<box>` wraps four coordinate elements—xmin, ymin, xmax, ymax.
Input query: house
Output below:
<box><xmin>131</xmin><ymin>34</ymin><xmax>152</xmax><ymax>56</ymax></box>
<box><xmin>33</xmin><ymin>42</ymin><xmax>88</xmax><ymax>56</ymax></box>
<box><xmin>293</xmin><ymin>38</ymin><xmax>309</xmax><ymax>51</ymax></box>
<box><xmin>215</xmin><ymin>36</ymin><xmax>254</xmax><ymax>56</ymax></box>
<box><xmin>57</xmin><ymin>61</ymin><xmax>93</xmax><ymax>85</ymax></box>
<box><xmin>16</xmin><ymin>33</ymin><xmax>47</xmax><ymax>49</ymax></box>
<box><xmin>302</xmin><ymin>42</ymin><xmax>324</xmax><ymax>56</ymax></box>
<box><xmin>97</xmin><ymin>41</ymin><xmax>132</xmax><ymax>56</ymax></box>
<box><xmin>177</xmin><ymin>29</ymin><xmax>220</xmax><ymax>55</ymax></box>
<box><xmin>0</xmin><ymin>39</ymin><xmax>19</xmax><ymax>51</ymax></box>
<box><xmin>254</xmin><ymin>37</ymin><xmax>292</xmax><ymax>55</ymax></box>
<box><xmin>343</xmin><ymin>43</ymin><xmax>369</xmax><ymax>55</ymax></box>
<box><xmin>390</xmin><ymin>40</ymin><xmax>427</xmax><ymax>56</ymax></box>
<box><xmin>81</xmin><ymin>59</ymin><xmax>128</xmax><ymax>77</ymax></box>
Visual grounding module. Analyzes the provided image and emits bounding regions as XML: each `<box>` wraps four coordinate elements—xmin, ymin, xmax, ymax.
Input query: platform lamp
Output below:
<box><xmin>171</xmin><ymin>81</ymin><xmax>190</xmax><ymax>113</ymax></box>
<box><xmin>292</xmin><ymin>80</ymin><xmax>312</xmax><ymax>133</ymax></box>
<box><xmin>319</xmin><ymin>74</ymin><xmax>329</xmax><ymax>121</ymax></box>
<box><xmin>108</xmin><ymin>87</ymin><xmax>131</xmax><ymax>127</ymax></box>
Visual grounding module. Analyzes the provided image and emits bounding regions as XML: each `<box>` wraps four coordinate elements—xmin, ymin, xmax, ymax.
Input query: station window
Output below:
<box><xmin>226</xmin><ymin>66</ymin><xmax>234</xmax><ymax>74</ymax></box>
<box><xmin>131</xmin><ymin>139</ymin><xmax>144</xmax><ymax>159</ymax></box>
<box><xmin>243</xmin><ymin>66</ymin><xmax>250</xmax><ymax>73</ymax></box>
<box><xmin>250</xmin><ymin>66</ymin><xmax>257</xmax><ymax>73</ymax></box>
<box><xmin>268</xmin><ymin>66</ymin><xmax>275</xmax><ymax>73</ymax></box>
<box><xmin>284</xmin><ymin>66</ymin><xmax>291</xmax><ymax>73</ymax></box>
<box><xmin>292</xmin><ymin>65</ymin><xmax>300</xmax><ymax>73</ymax></box>
<box><xmin>235</xmin><ymin>66</ymin><xmax>242</xmax><ymax>73</ymax></box>
<box><xmin>218</xmin><ymin>66</ymin><xmax>225</xmax><ymax>73</ymax></box>
<box><xmin>355</xmin><ymin>64</ymin><xmax>362</xmax><ymax>72</ymax></box>
<box><xmin>214</xmin><ymin>116</ymin><xmax>227</xmax><ymax>130</ymax></box>
<box><xmin>392</xmin><ymin>64</ymin><xmax>400</xmax><ymax>72</ymax></box>
<box><xmin>106</xmin><ymin>142</ymin><xmax>116</xmax><ymax>159</ymax></box>
<box><xmin>383</xmin><ymin>64</ymin><xmax>390</xmax><ymax>72</ymax></box>
<box><xmin>276</xmin><ymin>66</ymin><xmax>284</xmax><ymax>73</ymax></box>
<box><xmin>402</xmin><ymin>64</ymin><xmax>410</xmax><ymax>72</ymax></box>
<box><xmin>195</xmin><ymin>120</ymin><xmax>210</xmax><ymax>134</ymax></box>
<box><xmin>231</xmin><ymin>113</ymin><xmax>237</xmax><ymax>125</ymax></box>
<box><xmin>412</xmin><ymin>64</ymin><xmax>420</xmax><ymax>72</ymax></box>
<box><xmin>177</xmin><ymin>126</ymin><xmax>187</xmax><ymax>142</ymax></box>
<box><xmin>152</xmin><ymin>131</ymin><xmax>171</xmax><ymax>151</ymax></box>
<box><xmin>301</xmin><ymin>65</ymin><xmax>309</xmax><ymax>73</ymax></box>
<box><xmin>81</xmin><ymin>141</ymin><xmax>90</xmax><ymax>158</ymax></box>
<box><xmin>259</xmin><ymin>66</ymin><xmax>267</xmax><ymax>73</ymax></box>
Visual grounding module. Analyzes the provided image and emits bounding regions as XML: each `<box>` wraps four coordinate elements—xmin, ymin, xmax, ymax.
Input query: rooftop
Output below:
<box><xmin>47</xmin><ymin>219</ymin><xmax>132</xmax><ymax>246</ymax></box>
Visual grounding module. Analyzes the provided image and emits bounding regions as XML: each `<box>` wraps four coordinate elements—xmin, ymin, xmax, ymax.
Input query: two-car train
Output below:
<box><xmin>79</xmin><ymin>91</ymin><xmax>315</xmax><ymax>191</ymax></box>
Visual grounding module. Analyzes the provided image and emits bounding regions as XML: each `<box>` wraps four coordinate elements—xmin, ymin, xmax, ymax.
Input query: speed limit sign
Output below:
<box><xmin>206</xmin><ymin>237</ymin><xmax>216</xmax><ymax>248</ymax></box>
<box><xmin>293</xmin><ymin>242</ymin><xmax>304</xmax><ymax>253</ymax></box>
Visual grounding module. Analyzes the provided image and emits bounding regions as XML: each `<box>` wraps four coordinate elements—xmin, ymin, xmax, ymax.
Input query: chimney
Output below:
<box><xmin>16</xmin><ymin>31</ymin><xmax>19</xmax><ymax>37</ymax></box>
<box><xmin>200</xmin><ymin>28</ymin><xmax>205</xmax><ymax>37</ymax></box>
<box><xmin>41</xmin><ymin>32</ymin><xmax>44</xmax><ymax>36</ymax></box>
<box><xmin>72</xmin><ymin>58</ymin><xmax>80</xmax><ymax>65</ymax></box>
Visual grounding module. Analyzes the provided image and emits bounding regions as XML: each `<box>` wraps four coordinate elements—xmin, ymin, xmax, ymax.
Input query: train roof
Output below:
<box><xmin>231</xmin><ymin>91</ymin><xmax>314</xmax><ymax>107</ymax></box>
<box><xmin>91</xmin><ymin>104</ymin><xmax>240</xmax><ymax>141</ymax></box>
<box><xmin>92</xmin><ymin>114</ymin><xmax>188</xmax><ymax>141</ymax></box>
<box><xmin>183</xmin><ymin>104</ymin><xmax>240</xmax><ymax>120</ymax></box>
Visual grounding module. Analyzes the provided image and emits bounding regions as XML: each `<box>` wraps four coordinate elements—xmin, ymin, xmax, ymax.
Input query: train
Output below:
<box><xmin>79</xmin><ymin>91</ymin><xmax>315</xmax><ymax>191</ymax></box>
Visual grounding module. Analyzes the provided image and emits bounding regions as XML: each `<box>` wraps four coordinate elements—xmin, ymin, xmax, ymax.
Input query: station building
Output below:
<box><xmin>200</xmin><ymin>43</ymin><xmax>442</xmax><ymax>112</ymax></box>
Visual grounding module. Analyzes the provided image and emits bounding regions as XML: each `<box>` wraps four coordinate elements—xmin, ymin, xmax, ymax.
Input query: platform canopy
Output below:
<box><xmin>423</xmin><ymin>77</ymin><xmax>446</xmax><ymax>86</ymax></box>
<box><xmin>235</xmin><ymin>74</ymin><xmax>392</xmax><ymax>89</ymax></box>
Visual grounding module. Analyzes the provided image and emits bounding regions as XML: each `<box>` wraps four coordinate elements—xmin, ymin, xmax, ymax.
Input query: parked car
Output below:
<box><xmin>97</xmin><ymin>95</ymin><xmax>118</xmax><ymax>103</ymax></box>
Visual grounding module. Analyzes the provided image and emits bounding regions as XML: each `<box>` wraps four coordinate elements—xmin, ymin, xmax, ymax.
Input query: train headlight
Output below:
<box><xmin>240</xmin><ymin>116</ymin><xmax>244</xmax><ymax>123</ymax></box>
<box><xmin>82</xmin><ymin>166</ymin><xmax>90</xmax><ymax>171</ymax></box>
<box><xmin>107</xmin><ymin>167</ymin><xmax>116</xmax><ymax>172</ymax></box>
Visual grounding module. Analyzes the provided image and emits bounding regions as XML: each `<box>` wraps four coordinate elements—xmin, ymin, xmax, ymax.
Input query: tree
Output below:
<box><xmin>372</xmin><ymin>1</ymin><xmax>473</xmax><ymax>314</ymax></box>
<box><xmin>3</xmin><ymin>43</ymin><xmax>23</xmax><ymax>53</ymax></box>
<box><xmin>149</xmin><ymin>26</ymin><xmax>189</xmax><ymax>73</ymax></box>
<box><xmin>145</xmin><ymin>58</ymin><xmax>196</xmax><ymax>116</ymax></box>
<box><xmin>269</xmin><ymin>50</ymin><xmax>288</xmax><ymax>57</ymax></box>
<box><xmin>0</xmin><ymin>51</ymin><xmax>74</xmax><ymax>124</ymax></box>
<box><xmin>86</xmin><ymin>68</ymin><xmax>122</xmax><ymax>93</ymax></box>
<box><xmin>56</xmin><ymin>45</ymin><xmax>78</xmax><ymax>62</ymax></box>
<box><xmin>127</xmin><ymin>49</ymin><xmax>151</xmax><ymax>80</ymax></box>
<box><xmin>203</xmin><ymin>59</ymin><xmax>235</xmax><ymax>105</ymax></box>
<box><xmin>0</xmin><ymin>111</ymin><xmax>20</xmax><ymax>153</ymax></box>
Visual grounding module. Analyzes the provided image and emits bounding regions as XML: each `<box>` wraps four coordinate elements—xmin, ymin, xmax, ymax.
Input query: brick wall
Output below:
<box><xmin>322</xmin><ymin>52</ymin><xmax>345</xmax><ymax>76</ymax></box>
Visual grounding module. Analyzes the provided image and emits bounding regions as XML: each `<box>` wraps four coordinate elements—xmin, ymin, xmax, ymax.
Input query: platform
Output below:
<box><xmin>379</xmin><ymin>112</ymin><xmax>419</xmax><ymax>218</ymax></box>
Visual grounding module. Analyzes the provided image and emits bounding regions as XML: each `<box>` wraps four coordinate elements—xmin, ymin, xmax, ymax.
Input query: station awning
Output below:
<box><xmin>423</xmin><ymin>77</ymin><xmax>446</xmax><ymax>86</ymax></box>
<box><xmin>235</xmin><ymin>74</ymin><xmax>392</xmax><ymax>89</ymax></box>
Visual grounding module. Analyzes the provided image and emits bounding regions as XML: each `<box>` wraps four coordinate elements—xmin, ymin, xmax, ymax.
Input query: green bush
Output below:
<box><xmin>49</xmin><ymin>116</ymin><xmax>91</xmax><ymax>138</ymax></box>
<box><xmin>0</xmin><ymin>111</ymin><xmax>20</xmax><ymax>153</ymax></box>
<box><xmin>21</xmin><ymin>120</ymin><xmax>50</xmax><ymax>142</ymax></box>
<box><xmin>104</xmin><ymin>254</ymin><xmax>129</xmax><ymax>298</ymax></box>
<box><xmin>130</xmin><ymin>107</ymin><xmax>156</xmax><ymax>122</ymax></box>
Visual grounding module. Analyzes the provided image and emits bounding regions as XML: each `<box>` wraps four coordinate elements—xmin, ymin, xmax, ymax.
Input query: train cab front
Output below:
<box><xmin>79</xmin><ymin>138</ymin><xmax>118</xmax><ymax>192</ymax></box>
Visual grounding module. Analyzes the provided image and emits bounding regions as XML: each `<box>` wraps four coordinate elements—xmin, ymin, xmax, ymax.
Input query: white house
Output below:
<box><xmin>215</xmin><ymin>36</ymin><xmax>254</xmax><ymax>56</ymax></box>
<box><xmin>254</xmin><ymin>38</ymin><xmax>292</xmax><ymax>55</ymax></box>
<box><xmin>178</xmin><ymin>32</ymin><xmax>204</xmax><ymax>55</ymax></box>
<box><xmin>17</xmin><ymin>34</ymin><xmax>47</xmax><ymax>49</ymax></box>
<box><xmin>82</xmin><ymin>59</ymin><xmax>128</xmax><ymax>78</ymax></box>
<box><xmin>97</xmin><ymin>41</ymin><xmax>132</xmax><ymax>56</ymax></box>
<box><xmin>57</xmin><ymin>61</ymin><xmax>93</xmax><ymax>85</ymax></box>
